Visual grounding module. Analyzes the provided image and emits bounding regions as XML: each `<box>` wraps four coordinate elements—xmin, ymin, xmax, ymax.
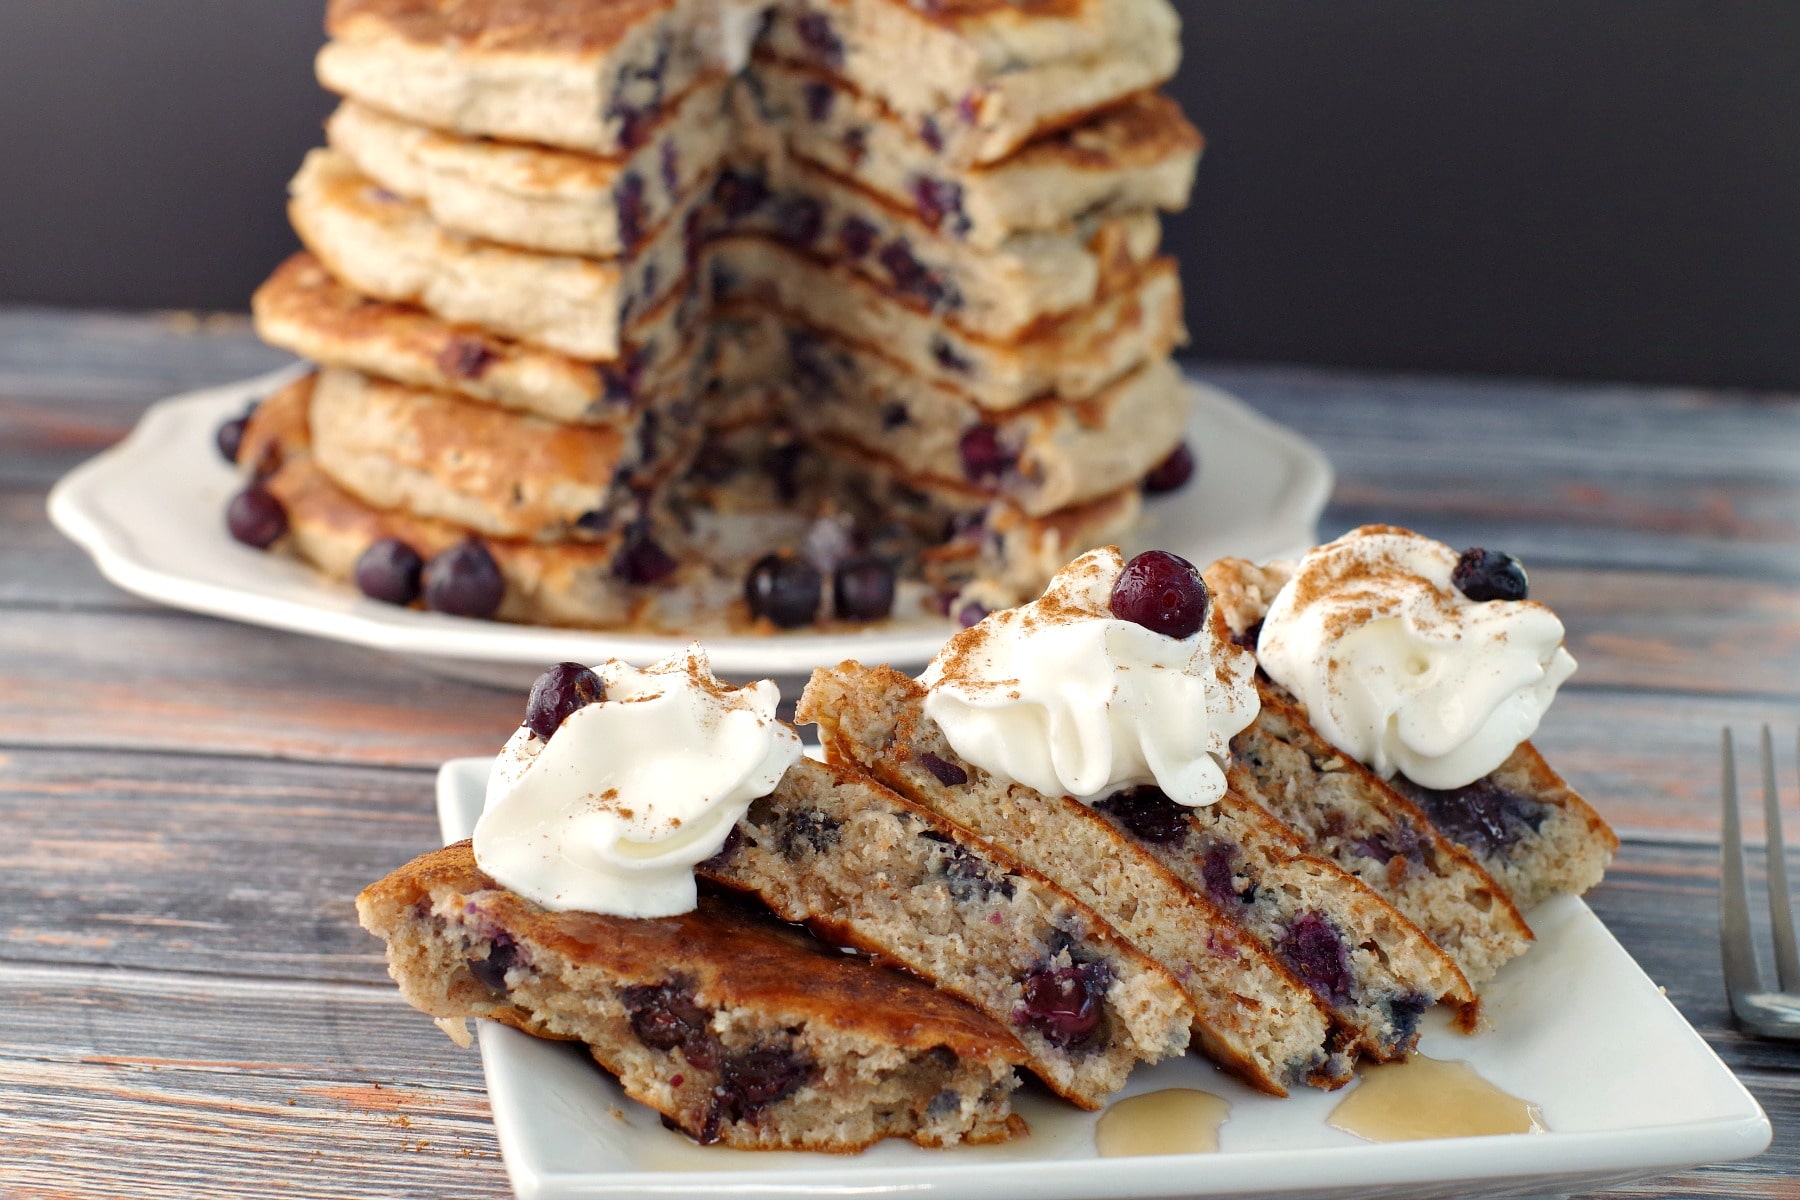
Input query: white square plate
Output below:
<box><xmin>435</xmin><ymin>757</ymin><xmax>1769</xmax><ymax>1200</ymax></box>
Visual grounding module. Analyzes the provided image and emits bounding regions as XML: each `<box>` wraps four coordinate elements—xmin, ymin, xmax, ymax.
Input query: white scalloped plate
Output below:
<box><xmin>435</xmin><ymin>757</ymin><xmax>1767</xmax><ymax>1200</ymax></box>
<box><xmin>48</xmin><ymin>367</ymin><xmax>1332</xmax><ymax>685</ymax></box>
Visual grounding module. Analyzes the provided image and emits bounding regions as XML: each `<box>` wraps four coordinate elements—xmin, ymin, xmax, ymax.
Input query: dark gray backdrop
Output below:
<box><xmin>2</xmin><ymin>2</ymin><xmax>1796</xmax><ymax>388</ymax></box>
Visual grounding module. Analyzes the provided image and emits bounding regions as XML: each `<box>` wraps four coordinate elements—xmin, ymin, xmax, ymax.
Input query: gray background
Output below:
<box><xmin>2</xmin><ymin>2</ymin><xmax>1796</xmax><ymax>388</ymax></box>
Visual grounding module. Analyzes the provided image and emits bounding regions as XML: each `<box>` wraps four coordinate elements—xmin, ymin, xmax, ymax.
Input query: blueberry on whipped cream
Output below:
<box><xmin>473</xmin><ymin>646</ymin><xmax>801</xmax><ymax>918</ymax></box>
<box><xmin>1256</xmin><ymin>525</ymin><xmax>1577</xmax><ymax>791</ymax></box>
<box><xmin>918</xmin><ymin>547</ymin><xmax>1260</xmax><ymax>807</ymax></box>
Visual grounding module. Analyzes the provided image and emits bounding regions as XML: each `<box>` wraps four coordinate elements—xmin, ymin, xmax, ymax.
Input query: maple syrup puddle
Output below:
<box><xmin>1095</xmin><ymin>1088</ymin><xmax>1231</xmax><ymax>1157</ymax></box>
<box><xmin>1328</xmin><ymin>1055</ymin><xmax>1545</xmax><ymax>1142</ymax></box>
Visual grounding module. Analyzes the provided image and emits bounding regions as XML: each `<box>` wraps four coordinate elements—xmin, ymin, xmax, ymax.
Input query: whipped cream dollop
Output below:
<box><xmin>919</xmin><ymin>547</ymin><xmax>1260</xmax><ymax>806</ymax></box>
<box><xmin>1256</xmin><ymin>526</ymin><xmax>1577</xmax><ymax>791</ymax></box>
<box><xmin>473</xmin><ymin>646</ymin><xmax>801</xmax><ymax>918</ymax></box>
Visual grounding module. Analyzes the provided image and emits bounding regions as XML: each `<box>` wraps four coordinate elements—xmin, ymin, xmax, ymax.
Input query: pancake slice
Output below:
<box><xmin>358</xmin><ymin>841</ymin><xmax>1029</xmax><ymax>1149</ymax></box>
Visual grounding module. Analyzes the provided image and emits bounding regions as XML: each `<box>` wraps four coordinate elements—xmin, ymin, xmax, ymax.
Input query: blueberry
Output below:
<box><xmin>776</xmin><ymin>195</ymin><xmax>825</xmax><ymax>245</ymax></box>
<box><xmin>1143</xmin><ymin>442</ymin><xmax>1196</xmax><ymax>494</ymax></box>
<box><xmin>713</xmin><ymin>1047</ymin><xmax>813</xmax><ymax>1121</ymax></box>
<box><xmin>804</xmin><ymin>81</ymin><xmax>835</xmax><ymax>121</ymax></box>
<box><xmin>226</xmin><ymin>482</ymin><xmax>287</xmax><ymax>548</ymax></box>
<box><xmin>1200</xmin><ymin>843</ymin><xmax>1240</xmax><ymax>906</ymax></box>
<box><xmin>879</xmin><ymin>401</ymin><xmax>909</xmax><ymax>429</ymax></box>
<box><xmin>613</xmin><ymin>532</ymin><xmax>679</xmax><ymax>585</ymax></box>
<box><xmin>1278</xmin><ymin>912</ymin><xmax>1354</xmax><ymax>1006</ymax></box>
<box><xmin>1451</xmin><ymin>547</ymin><xmax>1530</xmax><ymax>602</ymax></box>
<box><xmin>918</xmin><ymin>751</ymin><xmax>967</xmax><ymax>787</ymax></box>
<box><xmin>215</xmin><ymin>404</ymin><xmax>255</xmax><ymax>464</ymax></box>
<box><xmin>352</xmin><ymin>537</ymin><xmax>424</xmax><ymax>605</ymax></box>
<box><xmin>1095</xmin><ymin>786</ymin><xmax>1192</xmax><ymax>846</ymax></box>
<box><xmin>746</xmin><ymin>553</ymin><xmax>822</xmax><ymax>629</ymax></box>
<box><xmin>1015</xmin><ymin>963</ymin><xmax>1110</xmax><ymax>1048</ymax></box>
<box><xmin>660</xmin><ymin>140</ymin><xmax>680</xmax><ymax>197</ymax></box>
<box><xmin>466</xmin><ymin>934</ymin><xmax>520</xmax><ymax>993</ymax></box>
<box><xmin>621</xmin><ymin>979</ymin><xmax>717</xmax><ymax>1069</ymax></box>
<box><xmin>1109</xmin><ymin>550</ymin><xmax>1208</xmax><ymax>639</ymax></box>
<box><xmin>838</xmin><ymin>216</ymin><xmax>878</xmax><ymax>259</ymax></box>
<box><xmin>524</xmin><ymin>662</ymin><xmax>606</xmax><ymax>740</ymax></box>
<box><xmin>422</xmin><ymin>538</ymin><xmax>505</xmax><ymax>619</ymax></box>
<box><xmin>795</xmin><ymin>13</ymin><xmax>844</xmax><ymax>65</ymax></box>
<box><xmin>955</xmin><ymin>602</ymin><xmax>988</xmax><ymax>629</ymax></box>
<box><xmin>911</xmin><ymin>178</ymin><xmax>964</xmax><ymax>233</ymax></box>
<box><xmin>919</xmin><ymin>117</ymin><xmax>944</xmax><ymax>152</ymax></box>
<box><xmin>931</xmin><ymin>336</ymin><xmax>972</xmax><ymax>375</ymax></box>
<box><xmin>437</xmin><ymin>336</ymin><xmax>497</xmax><ymax>380</ymax></box>
<box><xmin>834</xmin><ymin>558</ymin><xmax>895</xmax><ymax>621</ymax></box>
<box><xmin>958</xmin><ymin>426</ymin><xmax>1015</xmax><ymax>484</ymax></box>
<box><xmin>616</xmin><ymin>172</ymin><xmax>648</xmax><ymax>251</ymax></box>
<box><xmin>714</xmin><ymin>168</ymin><xmax>769</xmax><ymax>218</ymax></box>
<box><xmin>1404</xmin><ymin>778</ymin><xmax>1548</xmax><ymax>857</ymax></box>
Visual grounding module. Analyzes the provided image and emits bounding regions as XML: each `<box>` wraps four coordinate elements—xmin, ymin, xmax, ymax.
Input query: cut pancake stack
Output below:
<box><xmin>241</xmin><ymin>0</ymin><xmax>1204</xmax><ymax>630</ymax></box>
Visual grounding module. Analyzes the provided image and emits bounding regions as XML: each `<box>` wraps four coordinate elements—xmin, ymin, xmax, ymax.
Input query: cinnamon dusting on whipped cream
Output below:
<box><xmin>920</xmin><ymin>547</ymin><xmax>1259</xmax><ymax>807</ymax></box>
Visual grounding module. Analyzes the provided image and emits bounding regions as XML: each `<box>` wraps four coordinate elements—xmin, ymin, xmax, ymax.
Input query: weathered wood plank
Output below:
<box><xmin>1197</xmin><ymin>364</ymin><xmax>1800</xmax><ymax>580</ymax></box>
<box><xmin>0</xmin><ymin>609</ymin><xmax>524</xmax><ymax>766</ymax></box>
<box><xmin>0</xmin><ymin>750</ymin><xmax>435</xmax><ymax>983</ymax></box>
<box><xmin>5</xmin><ymin>660</ymin><xmax>1790</xmax><ymax>840</ymax></box>
<box><xmin>0</xmin><ymin>964</ymin><xmax>507</xmax><ymax>1200</ymax></box>
<box><xmin>0</xmin><ymin>308</ymin><xmax>293</xmax><ymax>400</ymax></box>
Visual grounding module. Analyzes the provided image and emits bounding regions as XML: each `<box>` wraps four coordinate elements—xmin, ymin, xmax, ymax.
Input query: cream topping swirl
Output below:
<box><xmin>1256</xmin><ymin>526</ymin><xmax>1577</xmax><ymax>790</ymax></box>
<box><xmin>473</xmin><ymin>646</ymin><xmax>800</xmax><ymax>918</ymax></box>
<box><xmin>919</xmin><ymin>547</ymin><xmax>1260</xmax><ymax>806</ymax></box>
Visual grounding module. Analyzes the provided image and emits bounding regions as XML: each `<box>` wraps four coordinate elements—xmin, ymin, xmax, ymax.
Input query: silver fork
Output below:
<box><xmin>1721</xmin><ymin>726</ymin><xmax>1800</xmax><ymax>1038</ymax></box>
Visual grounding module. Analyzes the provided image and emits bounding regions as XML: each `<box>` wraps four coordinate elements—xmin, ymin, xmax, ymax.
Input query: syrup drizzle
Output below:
<box><xmin>1328</xmin><ymin>1055</ymin><xmax>1545</xmax><ymax>1142</ymax></box>
<box><xmin>1095</xmin><ymin>1088</ymin><xmax>1231</xmax><ymax>1157</ymax></box>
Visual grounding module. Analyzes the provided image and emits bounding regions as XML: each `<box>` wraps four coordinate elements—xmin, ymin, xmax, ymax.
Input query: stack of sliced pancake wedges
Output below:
<box><xmin>249</xmin><ymin>0</ymin><xmax>1204</xmax><ymax>630</ymax></box>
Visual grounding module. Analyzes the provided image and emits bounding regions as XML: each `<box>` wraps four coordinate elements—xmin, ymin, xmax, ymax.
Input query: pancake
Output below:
<box><xmin>306</xmin><ymin>366</ymin><xmax>691</xmax><ymax>542</ymax></box>
<box><xmin>317</xmin><ymin>0</ymin><xmax>730</xmax><ymax>155</ymax></box>
<box><xmin>326</xmin><ymin>80</ymin><xmax>731</xmax><ymax>258</ymax></box>
<box><xmin>758</xmin><ymin>0</ymin><xmax>1182</xmax><ymax>165</ymax></box>
<box><xmin>289</xmin><ymin>148</ymin><xmax>700</xmax><ymax>360</ymax></box>
<box><xmin>252</xmin><ymin>253</ymin><xmax>702</xmax><ymax>426</ymax></box>
<box><xmin>710</xmin><ymin>311</ymin><xmax>1188</xmax><ymax>517</ymax></box>
<box><xmin>709</xmin><ymin>234</ymin><xmax>1186</xmax><ymax>409</ymax></box>
<box><xmin>742</xmin><ymin>59</ymin><xmax>1202</xmax><ymax>249</ymax></box>
<box><xmin>358</xmin><ymin>841</ymin><xmax>1028</xmax><ymax>1149</ymax></box>
<box><xmin>722</xmin><ymin>149</ymin><xmax>1163</xmax><ymax>338</ymax></box>
<box><xmin>317</xmin><ymin>0</ymin><xmax>1181</xmax><ymax>164</ymax></box>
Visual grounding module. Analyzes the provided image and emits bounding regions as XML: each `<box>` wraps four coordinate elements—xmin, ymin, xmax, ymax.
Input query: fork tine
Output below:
<box><xmin>1721</xmin><ymin>729</ymin><xmax>1765</xmax><ymax>1010</ymax></box>
<box><xmin>1765</xmin><ymin>727</ymin><xmax>1800</xmax><ymax>991</ymax></box>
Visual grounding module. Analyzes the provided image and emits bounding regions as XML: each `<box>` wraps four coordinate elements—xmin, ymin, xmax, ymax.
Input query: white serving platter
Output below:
<box><xmin>49</xmin><ymin>368</ymin><xmax>1332</xmax><ymax>685</ymax></box>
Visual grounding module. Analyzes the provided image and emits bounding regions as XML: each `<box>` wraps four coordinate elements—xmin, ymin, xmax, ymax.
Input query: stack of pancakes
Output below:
<box><xmin>245</xmin><ymin>0</ymin><xmax>1203</xmax><ymax>630</ymax></box>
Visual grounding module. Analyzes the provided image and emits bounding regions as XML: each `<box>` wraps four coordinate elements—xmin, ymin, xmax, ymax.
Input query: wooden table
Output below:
<box><xmin>4</xmin><ymin>308</ymin><xmax>1798</xmax><ymax>1197</ymax></box>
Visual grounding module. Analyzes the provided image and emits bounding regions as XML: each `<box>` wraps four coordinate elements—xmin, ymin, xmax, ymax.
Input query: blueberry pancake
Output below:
<box><xmin>700</xmin><ymin>755</ymin><xmax>1195</xmax><ymax>1108</ymax></box>
<box><xmin>1230</xmin><ymin>680</ymin><xmax>1535</xmax><ymax>987</ymax></box>
<box><xmin>325</xmin><ymin>83</ymin><xmax>731</xmax><ymax>259</ymax></box>
<box><xmin>757</xmin><ymin>0</ymin><xmax>1183</xmax><ymax>165</ymax></box>
<box><xmin>722</xmin><ymin>150</ymin><xmax>1165</xmax><ymax>338</ymax></box>
<box><xmin>253</xmin><ymin>254</ymin><xmax>701</xmax><ymax>427</ymax></box>
<box><xmin>800</xmin><ymin>662</ymin><xmax>1352</xmax><ymax>1097</ymax></box>
<box><xmin>357</xmin><ymin>841</ymin><xmax>1029</xmax><ymax>1150</ymax></box>
<box><xmin>289</xmin><ymin>148</ymin><xmax>701</xmax><ymax>361</ymax></box>
<box><xmin>741</xmin><ymin>59</ymin><xmax>1203</xmax><ymax>250</ymax></box>
<box><xmin>316</xmin><ymin>0</ymin><xmax>729</xmax><ymax>156</ymax></box>
<box><xmin>235</xmin><ymin>375</ymin><xmax>709</xmax><ymax>627</ymax></box>
<box><xmin>707</xmin><ymin>311</ymin><xmax>1186</xmax><ymax>515</ymax></box>
<box><xmin>1205</xmin><ymin>545</ymin><xmax>1617</xmax><ymax>920</ymax></box>
<box><xmin>708</xmin><ymin>235</ymin><xmax>1186</xmax><ymax>409</ymax></box>
<box><xmin>307</xmin><ymin>366</ymin><xmax>692</xmax><ymax>543</ymax></box>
